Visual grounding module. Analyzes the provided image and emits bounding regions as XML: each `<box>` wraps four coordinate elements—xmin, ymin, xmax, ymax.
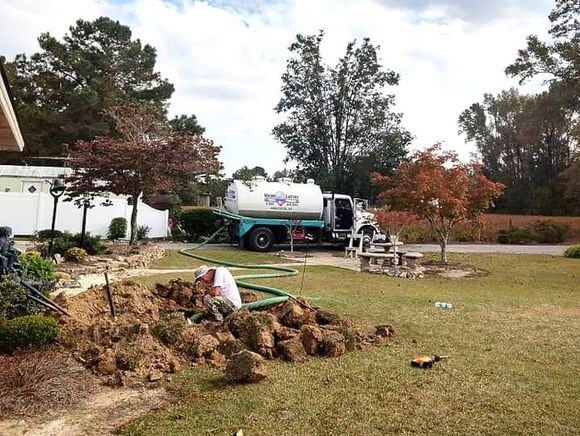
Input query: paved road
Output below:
<box><xmin>159</xmin><ymin>242</ymin><xmax>571</xmax><ymax>256</ymax></box>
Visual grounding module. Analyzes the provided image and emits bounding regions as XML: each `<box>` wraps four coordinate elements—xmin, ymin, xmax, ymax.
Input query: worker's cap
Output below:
<box><xmin>194</xmin><ymin>265</ymin><xmax>215</xmax><ymax>282</ymax></box>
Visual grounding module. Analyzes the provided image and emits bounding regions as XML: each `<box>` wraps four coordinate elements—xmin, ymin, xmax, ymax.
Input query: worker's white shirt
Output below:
<box><xmin>213</xmin><ymin>267</ymin><xmax>242</xmax><ymax>308</ymax></box>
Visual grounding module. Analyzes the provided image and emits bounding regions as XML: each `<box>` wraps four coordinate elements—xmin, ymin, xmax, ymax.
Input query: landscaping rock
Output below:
<box><xmin>215</xmin><ymin>332</ymin><xmax>244</xmax><ymax>357</ymax></box>
<box><xmin>315</xmin><ymin>310</ymin><xmax>341</xmax><ymax>325</ymax></box>
<box><xmin>277</xmin><ymin>327</ymin><xmax>300</xmax><ymax>341</ymax></box>
<box><xmin>229</xmin><ymin>311</ymin><xmax>281</xmax><ymax>358</ymax></box>
<box><xmin>205</xmin><ymin>350</ymin><xmax>226</xmax><ymax>370</ymax></box>
<box><xmin>279</xmin><ymin>300</ymin><xmax>307</xmax><ymax>328</ymax></box>
<box><xmin>375</xmin><ymin>324</ymin><xmax>395</xmax><ymax>338</ymax></box>
<box><xmin>320</xmin><ymin>332</ymin><xmax>346</xmax><ymax>358</ymax></box>
<box><xmin>225</xmin><ymin>350</ymin><xmax>268</xmax><ymax>384</ymax></box>
<box><xmin>277</xmin><ymin>336</ymin><xmax>308</xmax><ymax>362</ymax></box>
<box><xmin>192</xmin><ymin>334</ymin><xmax>220</xmax><ymax>357</ymax></box>
<box><xmin>148</xmin><ymin>369</ymin><xmax>163</xmax><ymax>382</ymax></box>
<box><xmin>300</xmin><ymin>325</ymin><xmax>324</xmax><ymax>355</ymax></box>
<box><xmin>96</xmin><ymin>349</ymin><xmax>117</xmax><ymax>375</ymax></box>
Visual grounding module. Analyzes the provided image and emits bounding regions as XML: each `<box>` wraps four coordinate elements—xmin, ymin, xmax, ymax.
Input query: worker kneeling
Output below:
<box><xmin>194</xmin><ymin>265</ymin><xmax>242</xmax><ymax>321</ymax></box>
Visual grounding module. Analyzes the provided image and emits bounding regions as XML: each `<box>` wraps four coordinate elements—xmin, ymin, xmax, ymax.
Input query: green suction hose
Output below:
<box><xmin>179</xmin><ymin>227</ymin><xmax>304</xmax><ymax>322</ymax></box>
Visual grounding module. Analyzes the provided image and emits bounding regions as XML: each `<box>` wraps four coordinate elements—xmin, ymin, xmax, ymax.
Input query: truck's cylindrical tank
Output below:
<box><xmin>224</xmin><ymin>177</ymin><xmax>323</xmax><ymax>220</ymax></box>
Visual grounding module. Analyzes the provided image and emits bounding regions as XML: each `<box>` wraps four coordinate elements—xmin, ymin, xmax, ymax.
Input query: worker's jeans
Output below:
<box><xmin>204</xmin><ymin>295</ymin><xmax>237</xmax><ymax>322</ymax></box>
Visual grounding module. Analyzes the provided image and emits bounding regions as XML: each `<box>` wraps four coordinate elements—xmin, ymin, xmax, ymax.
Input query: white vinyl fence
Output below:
<box><xmin>0</xmin><ymin>192</ymin><xmax>169</xmax><ymax>238</ymax></box>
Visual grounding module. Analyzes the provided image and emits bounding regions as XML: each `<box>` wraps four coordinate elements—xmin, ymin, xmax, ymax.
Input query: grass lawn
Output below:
<box><xmin>149</xmin><ymin>248</ymin><xmax>294</xmax><ymax>270</ymax></box>
<box><xmin>124</xmin><ymin>253</ymin><xmax>580</xmax><ymax>436</ymax></box>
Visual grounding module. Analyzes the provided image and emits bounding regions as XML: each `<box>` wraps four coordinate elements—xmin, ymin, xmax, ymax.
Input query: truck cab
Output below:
<box><xmin>322</xmin><ymin>193</ymin><xmax>380</xmax><ymax>243</ymax></box>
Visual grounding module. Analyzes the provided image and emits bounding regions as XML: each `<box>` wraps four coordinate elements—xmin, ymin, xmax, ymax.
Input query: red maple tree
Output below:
<box><xmin>372</xmin><ymin>144</ymin><xmax>505</xmax><ymax>262</ymax></box>
<box><xmin>67</xmin><ymin>104</ymin><xmax>221</xmax><ymax>244</ymax></box>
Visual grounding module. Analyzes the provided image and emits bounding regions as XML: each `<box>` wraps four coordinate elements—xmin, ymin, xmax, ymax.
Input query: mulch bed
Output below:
<box><xmin>0</xmin><ymin>346</ymin><xmax>101</xmax><ymax>419</ymax></box>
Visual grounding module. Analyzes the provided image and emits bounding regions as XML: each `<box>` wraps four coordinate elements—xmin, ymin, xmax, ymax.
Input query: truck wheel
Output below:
<box><xmin>359</xmin><ymin>227</ymin><xmax>375</xmax><ymax>248</ymax></box>
<box><xmin>250</xmin><ymin>227</ymin><xmax>274</xmax><ymax>252</ymax></box>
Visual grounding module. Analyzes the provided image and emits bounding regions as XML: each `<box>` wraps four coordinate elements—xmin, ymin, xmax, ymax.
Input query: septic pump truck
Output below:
<box><xmin>213</xmin><ymin>176</ymin><xmax>381</xmax><ymax>252</ymax></box>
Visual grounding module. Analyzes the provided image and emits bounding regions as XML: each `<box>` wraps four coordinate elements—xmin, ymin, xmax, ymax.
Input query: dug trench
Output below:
<box><xmin>0</xmin><ymin>278</ymin><xmax>395</xmax><ymax>434</ymax></box>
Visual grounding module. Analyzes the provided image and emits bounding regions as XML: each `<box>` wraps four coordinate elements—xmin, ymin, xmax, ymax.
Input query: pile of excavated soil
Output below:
<box><xmin>56</xmin><ymin>278</ymin><xmax>394</xmax><ymax>386</ymax></box>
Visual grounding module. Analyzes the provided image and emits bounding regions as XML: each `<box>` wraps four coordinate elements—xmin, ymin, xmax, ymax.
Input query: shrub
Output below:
<box><xmin>179</xmin><ymin>208</ymin><xmax>223</xmax><ymax>241</ymax></box>
<box><xmin>39</xmin><ymin>232</ymin><xmax>106</xmax><ymax>256</ymax></box>
<box><xmin>36</xmin><ymin>229</ymin><xmax>62</xmax><ymax>241</ymax></box>
<box><xmin>531</xmin><ymin>220</ymin><xmax>569</xmax><ymax>243</ymax></box>
<box><xmin>108</xmin><ymin>217</ymin><xmax>128</xmax><ymax>240</ymax></box>
<box><xmin>77</xmin><ymin>233</ymin><xmax>107</xmax><ymax>255</ymax></box>
<box><xmin>63</xmin><ymin>247</ymin><xmax>87</xmax><ymax>263</ymax></box>
<box><xmin>497</xmin><ymin>225</ymin><xmax>534</xmax><ymax>244</ymax></box>
<box><xmin>170</xmin><ymin>224</ymin><xmax>187</xmax><ymax>242</ymax></box>
<box><xmin>564</xmin><ymin>245</ymin><xmax>580</xmax><ymax>259</ymax></box>
<box><xmin>18</xmin><ymin>252</ymin><xmax>54</xmax><ymax>280</ymax></box>
<box><xmin>0</xmin><ymin>279</ymin><xmax>40</xmax><ymax>320</ymax></box>
<box><xmin>137</xmin><ymin>225</ymin><xmax>151</xmax><ymax>240</ymax></box>
<box><xmin>0</xmin><ymin>315</ymin><xmax>60</xmax><ymax>352</ymax></box>
<box><xmin>497</xmin><ymin>220</ymin><xmax>570</xmax><ymax>244</ymax></box>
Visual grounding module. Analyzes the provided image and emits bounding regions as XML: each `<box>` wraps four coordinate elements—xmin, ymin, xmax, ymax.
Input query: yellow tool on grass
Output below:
<box><xmin>410</xmin><ymin>354</ymin><xmax>450</xmax><ymax>369</ymax></box>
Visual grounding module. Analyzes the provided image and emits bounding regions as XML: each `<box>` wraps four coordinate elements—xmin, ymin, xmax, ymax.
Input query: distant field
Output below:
<box><xmin>373</xmin><ymin>211</ymin><xmax>580</xmax><ymax>243</ymax></box>
<box><xmin>481</xmin><ymin>213</ymin><xmax>580</xmax><ymax>241</ymax></box>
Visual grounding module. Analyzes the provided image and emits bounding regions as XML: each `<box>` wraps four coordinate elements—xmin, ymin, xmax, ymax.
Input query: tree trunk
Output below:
<box><xmin>129</xmin><ymin>194</ymin><xmax>139</xmax><ymax>245</ymax></box>
<box><xmin>80</xmin><ymin>202</ymin><xmax>89</xmax><ymax>248</ymax></box>
<box><xmin>440</xmin><ymin>238</ymin><xmax>448</xmax><ymax>263</ymax></box>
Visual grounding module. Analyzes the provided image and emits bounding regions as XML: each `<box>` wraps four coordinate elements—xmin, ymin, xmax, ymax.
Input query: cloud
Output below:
<box><xmin>372</xmin><ymin>0</ymin><xmax>551</xmax><ymax>24</ymax></box>
<box><xmin>1</xmin><ymin>0</ymin><xmax>555</xmax><ymax>178</ymax></box>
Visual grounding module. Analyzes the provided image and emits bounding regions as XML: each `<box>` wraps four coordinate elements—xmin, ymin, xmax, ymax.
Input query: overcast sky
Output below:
<box><xmin>1</xmin><ymin>0</ymin><xmax>554</xmax><ymax>177</ymax></box>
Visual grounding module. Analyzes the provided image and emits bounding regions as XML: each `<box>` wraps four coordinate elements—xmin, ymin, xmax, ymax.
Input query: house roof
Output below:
<box><xmin>0</xmin><ymin>165</ymin><xmax>72</xmax><ymax>178</ymax></box>
<box><xmin>0</xmin><ymin>62</ymin><xmax>25</xmax><ymax>152</ymax></box>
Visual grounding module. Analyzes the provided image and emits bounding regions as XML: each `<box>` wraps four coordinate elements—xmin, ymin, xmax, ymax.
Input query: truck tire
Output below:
<box><xmin>358</xmin><ymin>226</ymin><xmax>376</xmax><ymax>248</ymax></box>
<box><xmin>250</xmin><ymin>227</ymin><xmax>274</xmax><ymax>252</ymax></box>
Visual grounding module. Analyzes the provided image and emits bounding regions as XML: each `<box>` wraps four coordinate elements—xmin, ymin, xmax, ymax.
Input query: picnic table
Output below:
<box><xmin>359</xmin><ymin>250</ymin><xmax>424</xmax><ymax>270</ymax></box>
<box><xmin>369</xmin><ymin>241</ymin><xmax>404</xmax><ymax>252</ymax></box>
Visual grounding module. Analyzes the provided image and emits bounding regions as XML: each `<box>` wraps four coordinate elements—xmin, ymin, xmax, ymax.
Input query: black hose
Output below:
<box><xmin>104</xmin><ymin>272</ymin><xmax>117</xmax><ymax>317</ymax></box>
<box><xmin>19</xmin><ymin>280</ymin><xmax>71</xmax><ymax>317</ymax></box>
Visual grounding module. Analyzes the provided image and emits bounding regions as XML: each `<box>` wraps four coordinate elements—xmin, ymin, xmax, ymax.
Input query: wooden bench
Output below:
<box><xmin>358</xmin><ymin>252</ymin><xmax>396</xmax><ymax>270</ymax></box>
<box><xmin>400</xmin><ymin>252</ymin><xmax>423</xmax><ymax>268</ymax></box>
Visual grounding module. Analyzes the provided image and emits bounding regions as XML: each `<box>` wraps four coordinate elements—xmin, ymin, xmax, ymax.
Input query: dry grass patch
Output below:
<box><xmin>0</xmin><ymin>346</ymin><xmax>100</xmax><ymax>419</ymax></box>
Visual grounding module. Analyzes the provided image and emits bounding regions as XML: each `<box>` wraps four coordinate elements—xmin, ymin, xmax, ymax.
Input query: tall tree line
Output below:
<box><xmin>459</xmin><ymin>0</ymin><xmax>580</xmax><ymax>215</ymax></box>
<box><xmin>1</xmin><ymin>17</ymin><xmax>204</xmax><ymax>165</ymax></box>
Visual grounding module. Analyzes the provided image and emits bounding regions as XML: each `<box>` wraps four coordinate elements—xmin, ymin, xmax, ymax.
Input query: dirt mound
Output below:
<box><xmin>57</xmin><ymin>279</ymin><xmax>394</xmax><ymax>385</ymax></box>
<box><xmin>58</xmin><ymin>280</ymin><xmax>200</xmax><ymax>386</ymax></box>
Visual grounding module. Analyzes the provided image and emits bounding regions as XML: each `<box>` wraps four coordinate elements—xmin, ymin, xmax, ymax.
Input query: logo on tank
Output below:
<box><xmin>275</xmin><ymin>191</ymin><xmax>287</xmax><ymax>206</ymax></box>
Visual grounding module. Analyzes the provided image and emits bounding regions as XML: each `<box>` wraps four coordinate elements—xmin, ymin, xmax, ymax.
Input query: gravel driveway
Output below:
<box><xmin>404</xmin><ymin>244</ymin><xmax>569</xmax><ymax>256</ymax></box>
<box><xmin>159</xmin><ymin>242</ymin><xmax>571</xmax><ymax>256</ymax></box>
